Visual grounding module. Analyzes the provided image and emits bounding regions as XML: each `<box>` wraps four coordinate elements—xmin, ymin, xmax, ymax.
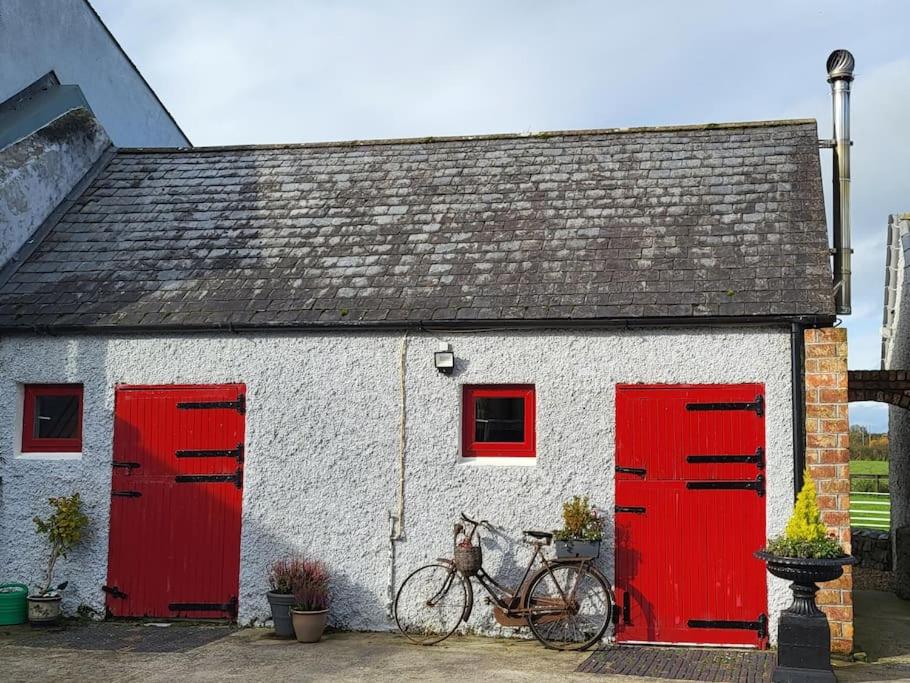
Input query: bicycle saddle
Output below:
<box><xmin>524</xmin><ymin>530</ymin><xmax>553</xmax><ymax>540</ymax></box>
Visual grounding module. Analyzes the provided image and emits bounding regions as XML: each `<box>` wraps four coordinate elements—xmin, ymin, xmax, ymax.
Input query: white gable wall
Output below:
<box><xmin>0</xmin><ymin>0</ymin><xmax>187</xmax><ymax>147</ymax></box>
<box><xmin>0</xmin><ymin>326</ymin><xmax>794</xmax><ymax>639</ymax></box>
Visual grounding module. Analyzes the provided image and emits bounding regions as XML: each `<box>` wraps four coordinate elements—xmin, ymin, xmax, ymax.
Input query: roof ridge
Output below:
<box><xmin>116</xmin><ymin>118</ymin><xmax>818</xmax><ymax>155</ymax></box>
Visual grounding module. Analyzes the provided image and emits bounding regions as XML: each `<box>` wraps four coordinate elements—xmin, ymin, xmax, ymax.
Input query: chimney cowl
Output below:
<box><xmin>827</xmin><ymin>49</ymin><xmax>855</xmax><ymax>82</ymax></box>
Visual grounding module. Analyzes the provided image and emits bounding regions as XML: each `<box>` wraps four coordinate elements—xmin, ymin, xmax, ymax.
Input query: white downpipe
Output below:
<box><xmin>387</xmin><ymin>331</ymin><xmax>409</xmax><ymax>618</ymax></box>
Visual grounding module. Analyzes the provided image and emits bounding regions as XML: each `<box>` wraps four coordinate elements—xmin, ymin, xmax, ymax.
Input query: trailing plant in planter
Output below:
<box><xmin>290</xmin><ymin>559</ymin><xmax>330</xmax><ymax>643</ymax></box>
<box><xmin>553</xmin><ymin>496</ymin><xmax>603</xmax><ymax>559</ymax></box>
<box><xmin>30</xmin><ymin>493</ymin><xmax>89</xmax><ymax>626</ymax></box>
<box><xmin>755</xmin><ymin>471</ymin><xmax>855</xmax><ymax>683</ymax></box>
<box><xmin>266</xmin><ymin>557</ymin><xmax>309</xmax><ymax>638</ymax></box>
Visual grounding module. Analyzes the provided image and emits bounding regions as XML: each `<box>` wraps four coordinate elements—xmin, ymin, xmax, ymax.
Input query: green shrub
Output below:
<box><xmin>764</xmin><ymin>471</ymin><xmax>846</xmax><ymax>559</ymax></box>
<box><xmin>554</xmin><ymin>495</ymin><xmax>603</xmax><ymax>542</ymax></box>
<box><xmin>33</xmin><ymin>493</ymin><xmax>89</xmax><ymax>595</ymax></box>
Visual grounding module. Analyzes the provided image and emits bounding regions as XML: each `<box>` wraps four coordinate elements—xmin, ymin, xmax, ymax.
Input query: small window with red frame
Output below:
<box><xmin>22</xmin><ymin>384</ymin><xmax>83</xmax><ymax>453</ymax></box>
<box><xmin>462</xmin><ymin>384</ymin><xmax>535</xmax><ymax>457</ymax></box>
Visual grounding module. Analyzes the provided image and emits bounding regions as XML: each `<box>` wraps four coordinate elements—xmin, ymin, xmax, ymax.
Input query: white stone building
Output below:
<box><xmin>0</xmin><ymin>106</ymin><xmax>852</xmax><ymax>650</ymax></box>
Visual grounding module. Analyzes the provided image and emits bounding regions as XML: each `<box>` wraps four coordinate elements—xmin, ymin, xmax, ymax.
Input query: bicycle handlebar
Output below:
<box><xmin>460</xmin><ymin>512</ymin><xmax>489</xmax><ymax>528</ymax></box>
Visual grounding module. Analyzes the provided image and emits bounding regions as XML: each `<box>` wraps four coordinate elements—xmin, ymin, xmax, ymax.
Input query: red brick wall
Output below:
<box><xmin>804</xmin><ymin>327</ymin><xmax>852</xmax><ymax>654</ymax></box>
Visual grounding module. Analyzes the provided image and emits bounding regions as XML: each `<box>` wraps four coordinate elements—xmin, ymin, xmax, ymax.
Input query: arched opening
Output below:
<box><xmin>848</xmin><ymin>370</ymin><xmax>910</xmax><ymax>661</ymax></box>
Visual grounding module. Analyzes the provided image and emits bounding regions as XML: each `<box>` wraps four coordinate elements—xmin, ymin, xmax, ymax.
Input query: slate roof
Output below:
<box><xmin>0</xmin><ymin>119</ymin><xmax>835</xmax><ymax>330</ymax></box>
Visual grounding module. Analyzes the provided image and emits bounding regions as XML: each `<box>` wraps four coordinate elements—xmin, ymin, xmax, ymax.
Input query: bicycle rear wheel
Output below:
<box><xmin>394</xmin><ymin>562</ymin><xmax>468</xmax><ymax>645</ymax></box>
<box><xmin>525</xmin><ymin>564</ymin><xmax>612</xmax><ymax>650</ymax></box>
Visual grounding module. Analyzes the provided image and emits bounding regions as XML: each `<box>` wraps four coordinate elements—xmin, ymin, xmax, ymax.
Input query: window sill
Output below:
<box><xmin>16</xmin><ymin>451</ymin><xmax>82</xmax><ymax>461</ymax></box>
<box><xmin>458</xmin><ymin>456</ymin><xmax>537</xmax><ymax>467</ymax></box>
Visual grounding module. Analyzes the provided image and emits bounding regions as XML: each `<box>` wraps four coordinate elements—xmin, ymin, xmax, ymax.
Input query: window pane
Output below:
<box><xmin>474</xmin><ymin>397</ymin><xmax>525</xmax><ymax>442</ymax></box>
<box><xmin>34</xmin><ymin>395</ymin><xmax>79</xmax><ymax>439</ymax></box>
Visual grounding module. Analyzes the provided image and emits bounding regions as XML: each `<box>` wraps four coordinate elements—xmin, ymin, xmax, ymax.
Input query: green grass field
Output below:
<box><xmin>850</xmin><ymin>460</ymin><xmax>890</xmax><ymax>530</ymax></box>
<box><xmin>850</xmin><ymin>460</ymin><xmax>888</xmax><ymax>476</ymax></box>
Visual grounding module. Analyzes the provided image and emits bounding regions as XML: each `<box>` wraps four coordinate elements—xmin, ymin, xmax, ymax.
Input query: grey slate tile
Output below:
<box><xmin>0</xmin><ymin>121</ymin><xmax>834</xmax><ymax>329</ymax></box>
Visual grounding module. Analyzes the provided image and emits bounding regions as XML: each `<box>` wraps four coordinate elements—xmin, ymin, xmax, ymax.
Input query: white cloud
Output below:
<box><xmin>93</xmin><ymin>0</ymin><xmax>910</xmax><ymax>427</ymax></box>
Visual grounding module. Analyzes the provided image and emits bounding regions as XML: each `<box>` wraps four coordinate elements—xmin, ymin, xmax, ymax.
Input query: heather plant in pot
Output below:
<box><xmin>29</xmin><ymin>493</ymin><xmax>89</xmax><ymax>627</ymax></box>
<box><xmin>553</xmin><ymin>496</ymin><xmax>603</xmax><ymax>559</ymax></box>
<box><xmin>267</xmin><ymin>557</ymin><xmax>308</xmax><ymax>638</ymax></box>
<box><xmin>290</xmin><ymin>559</ymin><xmax>330</xmax><ymax>643</ymax></box>
<box><xmin>755</xmin><ymin>471</ymin><xmax>855</xmax><ymax>683</ymax></box>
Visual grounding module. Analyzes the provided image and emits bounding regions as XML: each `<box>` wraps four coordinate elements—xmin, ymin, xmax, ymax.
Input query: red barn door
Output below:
<box><xmin>614</xmin><ymin>384</ymin><xmax>768</xmax><ymax>647</ymax></box>
<box><xmin>105</xmin><ymin>385</ymin><xmax>245</xmax><ymax>619</ymax></box>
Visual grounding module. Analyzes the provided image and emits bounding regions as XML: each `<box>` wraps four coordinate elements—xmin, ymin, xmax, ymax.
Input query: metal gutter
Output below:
<box><xmin>0</xmin><ymin>313</ymin><xmax>836</xmax><ymax>337</ymax></box>
<box><xmin>791</xmin><ymin>322</ymin><xmax>807</xmax><ymax>498</ymax></box>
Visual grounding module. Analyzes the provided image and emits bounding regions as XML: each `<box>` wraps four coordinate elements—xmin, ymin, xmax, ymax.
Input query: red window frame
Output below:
<box><xmin>22</xmin><ymin>384</ymin><xmax>84</xmax><ymax>453</ymax></box>
<box><xmin>462</xmin><ymin>384</ymin><xmax>536</xmax><ymax>458</ymax></box>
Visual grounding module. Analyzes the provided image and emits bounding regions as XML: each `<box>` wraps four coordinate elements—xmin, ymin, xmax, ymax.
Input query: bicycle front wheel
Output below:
<box><xmin>525</xmin><ymin>564</ymin><xmax>613</xmax><ymax>650</ymax></box>
<box><xmin>394</xmin><ymin>562</ymin><xmax>468</xmax><ymax>645</ymax></box>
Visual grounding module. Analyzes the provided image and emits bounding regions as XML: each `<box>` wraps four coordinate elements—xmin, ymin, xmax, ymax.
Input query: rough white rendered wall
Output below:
<box><xmin>0</xmin><ymin>108</ymin><xmax>110</xmax><ymax>269</ymax></box>
<box><xmin>889</xmin><ymin>226</ymin><xmax>910</xmax><ymax>551</ymax></box>
<box><xmin>0</xmin><ymin>327</ymin><xmax>793</xmax><ymax>640</ymax></box>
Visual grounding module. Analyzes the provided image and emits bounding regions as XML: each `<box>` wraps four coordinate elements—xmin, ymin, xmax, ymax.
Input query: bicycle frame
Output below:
<box><xmin>445</xmin><ymin>515</ymin><xmax>598</xmax><ymax>625</ymax></box>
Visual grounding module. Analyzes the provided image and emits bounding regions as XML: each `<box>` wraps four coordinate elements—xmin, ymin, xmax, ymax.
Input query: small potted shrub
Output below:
<box><xmin>755</xmin><ymin>471</ymin><xmax>856</xmax><ymax>682</ymax></box>
<box><xmin>290</xmin><ymin>559</ymin><xmax>330</xmax><ymax>643</ymax></box>
<box><xmin>29</xmin><ymin>493</ymin><xmax>89</xmax><ymax>627</ymax></box>
<box><xmin>553</xmin><ymin>495</ymin><xmax>603</xmax><ymax>559</ymax></box>
<box><xmin>267</xmin><ymin>557</ymin><xmax>306</xmax><ymax>638</ymax></box>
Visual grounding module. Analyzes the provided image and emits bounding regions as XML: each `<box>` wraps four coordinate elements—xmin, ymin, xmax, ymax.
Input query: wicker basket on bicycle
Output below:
<box><xmin>454</xmin><ymin>543</ymin><xmax>482</xmax><ymax>575</ymax></box>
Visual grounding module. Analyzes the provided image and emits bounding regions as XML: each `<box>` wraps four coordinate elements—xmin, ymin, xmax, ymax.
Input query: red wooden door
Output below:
<box><xmin>614</xmin><ymin>384</ymin><xmax>768</xmax><ymax>647</ymax></box>
<box><xmin>105</xmin><ymin>385</ymin><xmax>245</xmax><ymax>619</ymax></box>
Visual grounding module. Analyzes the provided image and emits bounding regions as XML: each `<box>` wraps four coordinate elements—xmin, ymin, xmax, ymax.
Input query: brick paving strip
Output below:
<box><xmin>0</xmin><ymin>621</ymin><xmax>233</xmax><ymax>653</ymax></box>
<box><xmin>577</xmin><ymin>646</ymin><xmax>773</xmax><ymax>682</ymax></box>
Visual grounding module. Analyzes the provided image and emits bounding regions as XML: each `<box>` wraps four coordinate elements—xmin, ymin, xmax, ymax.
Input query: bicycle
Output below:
<box><xmin>393</xmin><ymin>512</ymin><xmax>615</xmax><ymax>650</ymax></box>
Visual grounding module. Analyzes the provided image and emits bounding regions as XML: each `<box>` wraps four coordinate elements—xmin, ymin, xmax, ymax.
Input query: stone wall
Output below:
<box><xmin>0</xmin><ymin>327</ymin><xmax>797</xmax><ymax>640</ymax></box>
<box><xmin>0</xmin><ymin>107</ymin><xmax>110</xmax><ymax>269</ymax></box>
<box><xmin>851</xmin><ymin>529</ymin><xmax>892</xmax><ymax>571</ymax></box>
<box><xmin>804</xmin><ymin>326</ymin><xmax>853</xmax><ymax>654</ymax></box>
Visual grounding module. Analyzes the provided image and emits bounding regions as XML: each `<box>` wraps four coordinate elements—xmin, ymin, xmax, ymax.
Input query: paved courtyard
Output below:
<box><xmin>4</xmin><ymin>590</ymin><xmax>910</xmax><ymax>683</ymax></box>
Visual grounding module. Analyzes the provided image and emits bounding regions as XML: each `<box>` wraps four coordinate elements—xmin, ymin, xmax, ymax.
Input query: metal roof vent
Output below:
<box><xmin>825</xmin><ymin>49</ymin><xmax>855</xmax><ymax>315</ymax></box>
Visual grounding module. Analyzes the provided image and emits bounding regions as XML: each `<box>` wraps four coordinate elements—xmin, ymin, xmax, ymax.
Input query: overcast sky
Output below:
<box><xmin>93</xmin><ymin>0</ymin><xmax>909</xmax><ymax>431</ymax></box>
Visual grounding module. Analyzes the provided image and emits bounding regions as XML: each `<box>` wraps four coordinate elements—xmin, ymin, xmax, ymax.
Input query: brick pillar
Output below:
<box><xmin>804</xmin><ymin>327</ymin><xmax>852</xmax><ymax>654</ymax></box>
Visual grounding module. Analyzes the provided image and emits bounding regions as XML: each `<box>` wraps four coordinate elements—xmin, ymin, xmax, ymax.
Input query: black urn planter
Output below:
<box><xmin>754</xmin><ymin>551</ymin><xmax>857</xmax><ymax>683</ymax></box>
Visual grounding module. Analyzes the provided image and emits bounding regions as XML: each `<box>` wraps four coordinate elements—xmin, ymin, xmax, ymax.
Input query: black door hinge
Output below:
<box><xmin>177</xmin><ymin>393</ymin><xmax>246</xmax><ymax>415</ymax></box>
<box><xmin>687</xmin><ymin>447</ymin><xmax>765</xmax><ymax>469</ymax></box>
<box><xmin>112</xmin><ymin>461</ymin><xmax>140</xmax><ymax>470</ymax></box>
<box><xmin>169</xmin><ymin>596</ymin><xmax>238</xmax><ymax>617</ymax></box>
<box><xmin>688</xmin><ymin>613</ymin><xmax>768</xmax><ymax>639</ymax></box>
<box><xmin>686</xmin><ymin>474</ymin><xmax>765</xmax><ymax>497</ymax></box>
<box><xmin>176</xmin><ymin>443</ymin><xmax>244</xmax><ymax>463</ymax></box>
<box><xmin>175</xmin><ymin>468</ymin><xmax>243</xmax><ymax>489</ymax></box>
<box><xmin>616</xmin><ymin>466</ymin><xmax>647</xmax><ymax>477</ymax></box>
<box><xmin>686</xmin><ymin>394</ymin><xmax>764</xmax><ymax>417</ymax></box>
<box><xmin>102</xmin><ymin>585</ymin><xmax>128</xmax><ymax>599</ymax></box>
<box><xmin>615</xmin><ymin>506</ymin><xmax>646</xmax><ymax>514</ymax></box>
<box><xmin>622</xmin><ymin>592</ymin><xmax>631</xmax><ymax>624</ymax></box>
<box><xmin>112</xmin><ymin>490</ymin><xmax>142</xmax><ymax>498</ymax></box>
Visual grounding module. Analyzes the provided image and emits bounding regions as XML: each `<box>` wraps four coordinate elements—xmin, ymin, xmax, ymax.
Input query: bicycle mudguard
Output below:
<box><xmin>436</xmin><ymin>558</ymin><xmax>474</xmax><ymax>623</ymax></box>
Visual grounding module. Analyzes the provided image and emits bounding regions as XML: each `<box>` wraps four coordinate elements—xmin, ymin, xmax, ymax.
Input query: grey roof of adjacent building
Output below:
<box><xmin>0</xmin><ymin>119</ymin><xmax>835</xmax><ymax>331</ymax></box>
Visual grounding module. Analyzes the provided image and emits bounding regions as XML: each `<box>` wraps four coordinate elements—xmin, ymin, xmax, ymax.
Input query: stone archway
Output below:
<box><xmin>849</xmin><ymin>370</ymin><xmax>910</xmax><ymax>409</ymax></box>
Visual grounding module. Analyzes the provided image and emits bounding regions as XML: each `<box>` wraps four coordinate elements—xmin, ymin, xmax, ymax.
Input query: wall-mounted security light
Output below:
<box><xmin>434</xmin><ymin>342</ymin><xmax>455</xmax><ymax>375</ymax></box>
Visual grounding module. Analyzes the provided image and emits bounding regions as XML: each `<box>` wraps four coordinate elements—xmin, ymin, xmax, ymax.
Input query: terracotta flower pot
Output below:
<box><xmin>27</xmin><ymin>594</ymin><xmax>62</xmax><ymax>627</ymax></box>
<box><xmin>291</xmin><ymin>609</ymin><xmax>328</xmax><ymax>643</ymax></box>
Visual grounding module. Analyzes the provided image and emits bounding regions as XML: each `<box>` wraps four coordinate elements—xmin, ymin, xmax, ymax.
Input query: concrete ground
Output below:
<box><xmin>4</xmin><ymin>591</ymin><xmax>910</xmax><ymax>682</ymax></box>
<box><xmin>834</xmin><ymin>589</ymin><xmax>910</xmax><ymax>682</ymax></box>
<box><xmin>0</xmin><ymin>627</ymin><xmax>664</xmax><ymax>683</ymax></box>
